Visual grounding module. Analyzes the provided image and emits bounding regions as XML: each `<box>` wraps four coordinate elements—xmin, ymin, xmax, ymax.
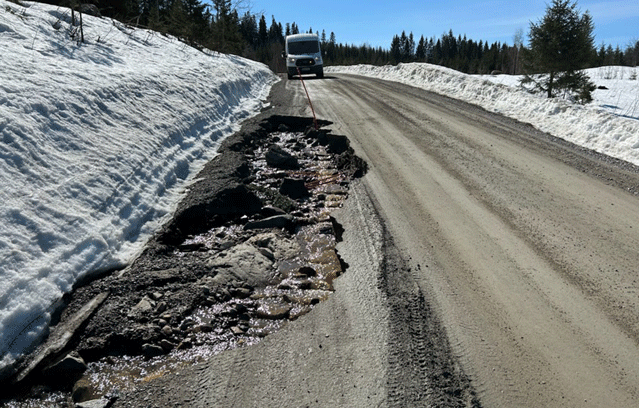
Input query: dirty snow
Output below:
<box><xmin>0</xmin><ymin>0</ymin><xmax>277</xmax><ymax>375</ymax></box>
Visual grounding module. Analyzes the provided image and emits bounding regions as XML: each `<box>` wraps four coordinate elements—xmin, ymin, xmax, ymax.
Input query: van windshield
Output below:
<box><xmin>288</xmin><ymin>40</ymin><xmax>319</xmax><ymax>55</ymax></box>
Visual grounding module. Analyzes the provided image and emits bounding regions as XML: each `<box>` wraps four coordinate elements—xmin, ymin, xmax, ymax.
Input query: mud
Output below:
<box><xmin>2</xmin><ymin>111</ymin><xmax>366</xmax><ymax>406</ymax></box>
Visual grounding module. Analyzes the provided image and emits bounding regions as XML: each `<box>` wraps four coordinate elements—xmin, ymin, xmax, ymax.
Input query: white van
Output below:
<box><xmin>284</xmin><ymin>34</ymin><xmax>324</xmax><ymax>79</ymax></box>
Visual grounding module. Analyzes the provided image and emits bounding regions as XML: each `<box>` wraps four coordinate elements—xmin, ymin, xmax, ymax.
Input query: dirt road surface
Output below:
<box><xmin>277</xmin><ymin>74</ymin><xmax>639</xmax><ymax>407</ymax></box>
<box><xmin>115</xmin><ymin>74</ymin><xmax>639</xmax><ymax>408</ymax></box>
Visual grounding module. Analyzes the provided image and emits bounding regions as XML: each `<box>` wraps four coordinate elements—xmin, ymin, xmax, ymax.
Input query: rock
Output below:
<box><xmin>177</xmin><ymin>338</ymin><xmax>193</xmax><ymax>350</ymax></box>
<box><xmin>179</xmin><ymin>318</ymin><xmax>196</xmax><ymax>331</ymax></box>
<box><xmin>258</xmin><ymin>247</ymin><xmax>275</xmax><ymax>260</ymax></box>
<box><xmin>234</xmin><ymin>303</ymin><xmax>248</xmax><ymax>314</ymax></box>
<box><xmin>216</xmin><ymin>287</ymin><xmax>232</xmax><ymax>302</ymax></box>
<box><xmin>321</xmin><ymin>184</ymin><xmax>348</xmax><ymax>195</ymax></box>
<box><xmin>72</xmin><ymin>377</ymin><xmax>100</xmax><ymax>402</ymax></box>
<box><xmin>278</xmin><ymin>282</ymin><xmax>293</xmax><ymax>290</ymax></box>
<box><xmin>15</xmin><ymin>292</ymin><xmax>109</xmax><ymax>385</ymax></box>
<box><xmin>207</xmin><ymin>243</ymin><xmax>275</xmax><ymax>287</ymax></box>
<box><xmin>161</xmin><ymin>325</ymin><xmax>173</xmax><ymax>336</ymax></box>
<box><xmin>303</xmin><ymin>125</ymin><xmax>322</xmax><ymax>136</ymax></box>
<box><xmin>42</xmin><ymin>352</ymin><xmax>87</xmax><ymax>383</ymax></box>
<box><xmin>326</xmin><ymin>134</ymin><xmax>350</xmax><ymax>154</ymax></box>
<box><xmin>230</xmin><ymin>287</ymin><xmax>252</xmax><ymax>299</ymax></box>
<box><xmin>317</xmin><ymin>222</ymin><xmax>334</xmax><ymax>235</ymax></box>
<box><xmin>225</xmin><ymin>303</ymin><xmax>247</xmax><ymax>317</ymax></box>
<box><xmin>248</xmin><ymin>233</ymin><xmax>276</xmax><ymax>248</ymax></box>
<box><xmin>139</xmin><ymin>268</ymin><xmax>182</xmax><ymax>287</ymax></box>
<box><xmin>310</xmin><ymin>280</ymin><xmax>333</xmax><ymax>291</ymax></box>
<box><xmin>141</xmin><ymin>343</ymin><xmax>165</xmax><ymax>358</ymax></box>
<box><xmin>256</xmin><ymin>302</ymin><xmax>292</xmax><ymax>319</ymax></box>
<box><xmin>244</xmin><ymin>214</ymin><xmax>294</xmax><ymax>230</ymax></box>
<box><xmin>296</xmin><ymin>279</ymin><xmax>313</xmax><ymax>290</ymax></box>
<box><xmin>298</xmin><ymin>266</ymin><xmax>317</xmax><ymax>277</ymax></box>
<box><xmin>154</xmin><ymin>301</ymin><xmax>167</xmax><ymax>314</ymax></box>
<box><xmin>150</xmin><ymin>292</ymin><xmax>163</xmax><ymax>301</ymax></box>
<box><xmin>248</xmin><ymin>233</ymin><xmax>301</xmax><ymax>260</ymax></box>
<box><xmin>265</xmin><ymin>145</ymin><xmax>299</xmax><ymax>169</ymax></box>
<box><xmin>289</xmin><ymin>306</ymin><xmax>313</xmax><ymax>320</ymax></box>
<box><xmin>159</xmin><ymin>339</ymin><xmax>176</xmax><ymax>351</ymax></box>
<box><xmin>279</xmin><ymin>178</ymin><xmax>309</xmax><ymax>199</ymax></box>
<box><xmin>76</xmin><ymin>398</ymin><xmax>111</xmax><ymax>408</ymax></box>
<box><xmin>196</xmin><ymin>324</ymin><xmax>214</xmax><ymax>333</ymax></box>
<box><xmin>260</xmin><ymin>205</ymin><xmax>287</xmax><ymax>217</ymax></box>
<box><xmin>230</xmin><ymin>326</ymin><xmax>246</xmax><ymax>335</ymax></box>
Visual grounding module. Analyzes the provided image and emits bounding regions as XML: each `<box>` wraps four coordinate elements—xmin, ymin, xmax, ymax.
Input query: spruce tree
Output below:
<box><xmin>522</xmin><ymin>0</ymin><xmax>596</xmax><ymax>102</ymax></box>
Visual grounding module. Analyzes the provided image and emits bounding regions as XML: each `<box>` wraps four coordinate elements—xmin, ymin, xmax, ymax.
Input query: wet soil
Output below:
<box><xmin>2</xmin><ymin>110</ymin><xmax>366</xmax><ymax>407</ymax></box>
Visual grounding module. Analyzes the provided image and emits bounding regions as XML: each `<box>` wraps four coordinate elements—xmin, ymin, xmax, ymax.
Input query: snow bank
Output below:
<box><xmin>327</xmin><ymin>63</ymin><xmax>639</xmax><ymax>167</ymax></box>
<box><xmin>479</xmin><ymin>66</ymin><xmax>639</xmax><ymax>121</ymax></box>
<box><xmin>0</xmin><ymin>0</ymin><xmax>277</xmax><ymax>373</ymax></box>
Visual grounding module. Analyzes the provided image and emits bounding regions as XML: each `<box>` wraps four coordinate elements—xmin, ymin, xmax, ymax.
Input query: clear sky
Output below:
<box><xmin>245</xmin><ymin>0</ymin><xmax>638</xmax><ymax>49</ymax></box>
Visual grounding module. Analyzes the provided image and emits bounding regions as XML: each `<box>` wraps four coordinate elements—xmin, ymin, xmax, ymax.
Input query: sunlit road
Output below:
<box><xmin>292</xmin><ymin>73</ymin><xmax>639</xmax><ymax>407</ymax></box>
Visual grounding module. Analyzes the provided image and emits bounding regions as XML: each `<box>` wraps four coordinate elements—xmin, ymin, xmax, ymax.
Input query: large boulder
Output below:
<box><xmin>265</xmin><ymin>145</ymin><xmax>299</xmax><ymax>169</ymax></box>
<box><xmin>207</xmin><ymin>243</ymin><xmax>276</xmax><ymax>287</ymax></box>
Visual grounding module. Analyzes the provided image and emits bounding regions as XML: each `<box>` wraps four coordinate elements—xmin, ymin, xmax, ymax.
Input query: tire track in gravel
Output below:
<box><xmin>379</xmin><ymin>230</ymin><xmax>479</xmax><ymax>407</ymax></box>
<box><xmin>306</xmin><ymin>74</ymin><xmax>639</xmax><ymax>407</ymax></box>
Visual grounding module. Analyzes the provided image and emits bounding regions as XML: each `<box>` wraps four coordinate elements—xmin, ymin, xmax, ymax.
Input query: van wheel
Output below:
<box><xmin>316</xmin><ymin>69</ymin><xmax>324</xmax><ymax>79</ymax></box>
<box><xmin>287</xmin><ymin>73</ymin><xmax>294</xmax><ymax>79</ymax></box>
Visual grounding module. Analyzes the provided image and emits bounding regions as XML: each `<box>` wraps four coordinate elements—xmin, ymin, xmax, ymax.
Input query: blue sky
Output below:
<box><xmin>246</xmin><ymin>0</ymin><xmax>638</xmax><ymax>48</ymax></box>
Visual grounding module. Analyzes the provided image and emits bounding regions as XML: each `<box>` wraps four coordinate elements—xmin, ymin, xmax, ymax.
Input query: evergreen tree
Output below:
<box><xmin>239</xmin><ymin>12</ymin><xmax>258</xmax><ymax>47</ymax></box>
<box><xmin>399</xmin><ymin>31</ymin><xmax>408</xmax><ymax>61</ymax></box>
<box><xmin>408</xmin><ymin>32</ymin><xmax>415</xmax><ymax>60</ymax></box>
<box><xmin>210</xmin><ymin>0</ymin><xmax>242</xmax><ymax>52</ymax></box>
<box><xmin>146</xmin><ymin>0</ymin><xmax>161</xmax><ymax>31</ymax></box>
<box><xmin>521</xmin><ymin>0</ymin><xmax>596</xmax><ymax>101</ymax></box>
<box><xmin>268</xmin><ymin>16</ymin><xmax>282</xmax><ymax>44</ymax></box>
<box><xmin>167</xmin><ymin>0</ymin><xmax>189</xmax><ymax>40</ymax></box>
<box><xmin>390</xmin><ymin>35</ymin><xmax>401</xmax><ymax>63</ymax></box>
<box><xmin>415</xmin><ymin>35</ymin><xmax>426</xmax><ymax>61</ymax></box>
<box><xmin>257</xmin><ymin>14</ymin><xmax>267</xmax><ymax>46</ymax></box>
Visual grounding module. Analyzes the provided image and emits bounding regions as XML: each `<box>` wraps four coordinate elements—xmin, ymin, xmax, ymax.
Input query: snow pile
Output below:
<box><xmin>0</xmin><ymin>0</ymin><xmax>277</xmax><ymax>373</ymax></box>
<box><xmin>327</xmin><ymin>63</ymin><xmax>639</xmax><ymax>167</ymax></box>
<box><xmin>479</xmin><ymin>66</ymin><xmax>639</xmax><ymax>120</ymax></box>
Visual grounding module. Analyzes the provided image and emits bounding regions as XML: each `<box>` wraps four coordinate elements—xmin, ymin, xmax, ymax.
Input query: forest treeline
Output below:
<box><xmin>40</xmin><ymin>0</ymin><xmax>639</xmax><ymax>74</ymax></box>
<box><xmin>388</xmin><ymin>29</ymin><xmax>639</xmax><ymax>75</ymax></box>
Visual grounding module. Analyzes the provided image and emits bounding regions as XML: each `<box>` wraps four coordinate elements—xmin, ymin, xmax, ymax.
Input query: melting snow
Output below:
<box><xmin>0</xmin><ymin>0</ymin><xmax>277</xmax><ymax>374</ymax></box>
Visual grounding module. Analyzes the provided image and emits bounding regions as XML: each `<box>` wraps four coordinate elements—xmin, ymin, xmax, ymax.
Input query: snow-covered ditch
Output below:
<box><xmin>326</xmin><ymin>63</ymin><xmax>639</xmax><ymax>167</ymax></box>
<box><xmin>0</xmin><ymin>0</ymin><xmax>277</xmax><ymax>374</ymax></box>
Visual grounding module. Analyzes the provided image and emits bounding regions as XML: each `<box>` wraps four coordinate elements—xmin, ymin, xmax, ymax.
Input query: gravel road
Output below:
<box><xmin>112</xmin><ymin>73</ymin><xmax>639</xmax><ymax>408</ymax></box>
<box><xmin>303</xmin><ymin>74</ymin><xmax>639</xmax><ymax>407</ymax></box>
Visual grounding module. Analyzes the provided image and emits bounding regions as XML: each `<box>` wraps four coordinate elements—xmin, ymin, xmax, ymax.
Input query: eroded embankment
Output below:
<box><xmin>3</xmin><ymin>114</ymin><xmax>366</xmax><ymax>407</ymax></box>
